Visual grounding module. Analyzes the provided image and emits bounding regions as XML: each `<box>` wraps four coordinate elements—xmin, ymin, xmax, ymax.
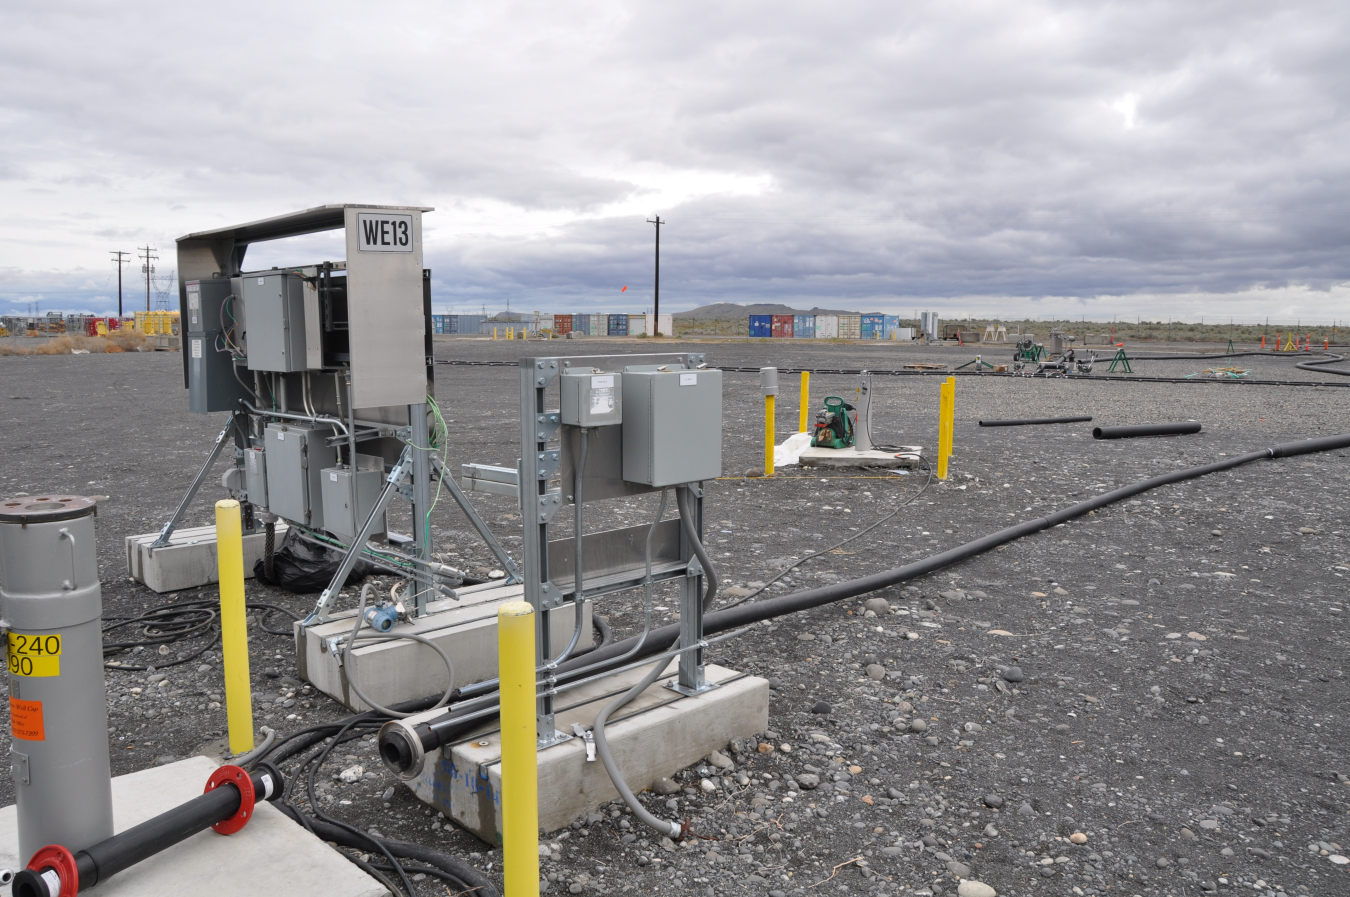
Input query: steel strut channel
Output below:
<box><xmin>304</xmin><ymin>447</ymin><xmax>415</xmax><ymax>625</ymax></box>
<box><xmin>149</xmin><ymin>417</ymin><xmax>236</xmax><ymax>548</ymax></box>
<box><xmin>429</xmin><ymin>454</ymin><xmax>522</xmax><ymax>582</ymax></box>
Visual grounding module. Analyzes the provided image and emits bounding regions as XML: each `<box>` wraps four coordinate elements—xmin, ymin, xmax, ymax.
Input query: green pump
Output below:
<box><xmin>810</xmin><ymin>396</ymin><xmax>856</xmax><ymax>449</ymax></box>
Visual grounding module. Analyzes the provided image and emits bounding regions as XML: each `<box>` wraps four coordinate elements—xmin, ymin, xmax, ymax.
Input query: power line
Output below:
<box><xmin>111</xmin><ymin>250</ymin><xmax>131</xmax><ymax>317</ymax></box>
<box><xmin>138</xmin><ymin>246</ymin><xmax>158</xmax><ymax>314</ymax></box>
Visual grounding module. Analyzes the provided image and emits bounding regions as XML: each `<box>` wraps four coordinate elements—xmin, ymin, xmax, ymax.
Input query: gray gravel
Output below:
<box><xmin>1</xmin><ymin>335</ymin><xmax>1348</xmax><ymax>897</ymax></box>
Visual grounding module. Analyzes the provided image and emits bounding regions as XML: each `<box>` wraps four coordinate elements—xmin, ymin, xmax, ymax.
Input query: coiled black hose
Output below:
<box><xmin>384</xmin><ymin>431</ymin><xmax>1350</xmax><ymax>774</ymax></box>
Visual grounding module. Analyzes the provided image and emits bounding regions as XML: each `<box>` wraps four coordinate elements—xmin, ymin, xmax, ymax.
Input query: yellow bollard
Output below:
<box><xmin>494</xmin><ymin>327</ymin><xmax>498</xmax><ymax>340</ymax></box>
<box><xmin>498</xmin><ymin>601</ymin><xmax>539</xmax><ymax>897</ymax></box>
<box><xmin>798</xmin><ymin>371</ymin><xmax>811</xmax><ymax>433</ymax></box>
<box><xmin>937</xmin><ymin>377</ymin><xmax>955</xmax><ymax>480</ymax></box>
<box><xmin>764</xmin><ymin>393</ymin><xmax>776</xmax><ymax>477</ymax></box>
<box><xmin>215</xmin><ymin>500</ymin><xmax>254</xmax><ymax>754</ymax></box>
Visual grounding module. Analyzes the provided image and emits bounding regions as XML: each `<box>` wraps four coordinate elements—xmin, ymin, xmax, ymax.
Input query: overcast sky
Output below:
<box><xmin>2</xmin><ymin>1</ymin><xmax>1347</xmax><ymax>322</ymax></box>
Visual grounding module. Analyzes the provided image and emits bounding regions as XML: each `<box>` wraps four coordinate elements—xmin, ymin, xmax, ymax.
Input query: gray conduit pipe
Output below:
<box><xmin>590</xmin><ymin>657</ymin><xmax>682</xmax><ymax>839</ymax></box>
<box><xmin>676</xmin><ymin>486</ymin><xmax>720</xmax><ymax>612</ymax></box>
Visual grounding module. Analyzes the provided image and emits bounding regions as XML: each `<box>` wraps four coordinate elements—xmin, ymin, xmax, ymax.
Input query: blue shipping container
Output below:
<box><xmin>749</xmin><ymin>314</ymin><xmax>772</xmax><ymax>337</ymax></box>
<box><xmin>882</xmin><ymin>315</ymin><xmax>901</xmax><ymax>340</ymax></box>
<box><xmin>572</xmin><ymin>314</ymin><xmax>588</xmax><ymax>335</ymax></box>
<box><xmin>861</xmin><ymin>313</ymin><xmax>886</xmax><ymax>340</ymax></box>
<box><xmin>793</xmin><ymin>315</ymin><xmax>815</xmax><ymax>338</ymax></box>
<box><xmin>608</xmin><ymin>314</ymin><xmax>628</xmax><ymax>336</ymax></box>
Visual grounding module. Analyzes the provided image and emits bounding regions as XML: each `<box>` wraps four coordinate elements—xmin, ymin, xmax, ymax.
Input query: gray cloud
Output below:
<box><xmin>0</xmin><ymin>1</ymin><xmax>1347</xmax><ymax>321</ymax></box>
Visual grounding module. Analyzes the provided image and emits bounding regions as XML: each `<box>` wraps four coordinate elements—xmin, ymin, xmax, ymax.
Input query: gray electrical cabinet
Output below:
<box><xmin>320</xmin><ymin>464</ymin><xmax>387</xmax><ymax>541</ymax></box>
<box><xmin>621</xmin><ymin>368</ymin><xmax>722</xmax><ymax>486</ymax></box>
<box><xmin>560</xmin><ymin>371</ymin><xmax>623</xmax><ymax>427</ymax></box>
<box><xmin>244</xmin><ymin>447</ymin><xmax>268</xmax><ymax>509</ymax></box>
<box><xmin>263</xmin><ymin>423</ymin><xmax>336</xmax><ymax>529</ymax></box>
<box><xmin>242</xmin><ymin>272</ymin><xmax>322</xmax><ymax>372</ymax></box>
<box><xmin>184</xmin><ymin>279</ymin><xmax>253</xmax><ymax>414</ymax></box>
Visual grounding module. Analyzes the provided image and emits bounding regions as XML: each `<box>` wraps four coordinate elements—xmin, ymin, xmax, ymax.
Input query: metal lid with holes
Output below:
<box><xmin>0</xmin><ymin>496</ymin><xmax>97</xmax><ymax>524</ymax></box>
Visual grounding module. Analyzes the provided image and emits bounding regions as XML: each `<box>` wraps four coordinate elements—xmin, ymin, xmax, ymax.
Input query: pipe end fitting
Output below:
<box><xmin>378</xmin><ymin>719</ymin><xmax>427</xmax><ymax>781</ymax></box>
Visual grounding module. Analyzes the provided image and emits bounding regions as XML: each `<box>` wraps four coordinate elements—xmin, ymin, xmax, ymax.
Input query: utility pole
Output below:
<box><xmin>110</xmin><ymin>250</ymin><xmax>131</xmax><ymax>317</ymax></box>
<box><xmin>138</xmin><ymin>246</ymin><xmax>158</xmax><ymax>314</ymax></box>
<box><xmin>647</xmin><ymin>215</ymin><xmax>662</xmax><ymax>334</ymax></box>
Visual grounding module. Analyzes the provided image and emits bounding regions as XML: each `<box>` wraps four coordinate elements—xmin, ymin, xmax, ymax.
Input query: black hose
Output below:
<box><xmin>1295</xmin><ymin>353</ymin><xmax>1350</xmax><ymax>376</ymax></box>
<box><xmin>272</xmin><ymin>798</ymin><xmax>498</xmax><ymax>896</ymax></box>
<box><xmin>1092</xmin><ymin>422</ymin><xmax>1201</xmax><ymax>439</ymax></box>
<box><xmin>978</xmin><ymin>416</ymin><xmax>1093</xmax><ymax>427</ymax></box>
<box><xmin>387</xmin><ymin>432</ymin><xmax>1350</xmax><ymax>771</ymax></box>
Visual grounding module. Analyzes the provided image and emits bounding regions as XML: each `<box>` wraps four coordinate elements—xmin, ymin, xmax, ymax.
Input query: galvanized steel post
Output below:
<box><xmin>0</xmin><ymin>495</ymin><xmax>114</xmax><ymax>863</ymax></box>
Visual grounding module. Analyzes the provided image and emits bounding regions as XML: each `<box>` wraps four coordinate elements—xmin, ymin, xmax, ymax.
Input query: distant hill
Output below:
<box><xmin>673</xmin><ymin>302</ymin><xmax>861</xmax><ymax>319</ymax></box>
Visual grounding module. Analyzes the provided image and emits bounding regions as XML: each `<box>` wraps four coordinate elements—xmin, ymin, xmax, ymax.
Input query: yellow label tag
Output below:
<box><xmin>7</xmin><ymin>633</ymin><xmax>61</xmax><ymax>678</ymax></box>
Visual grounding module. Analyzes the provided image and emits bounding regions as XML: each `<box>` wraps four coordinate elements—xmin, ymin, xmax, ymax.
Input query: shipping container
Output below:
<box><xmin>793</xmin><ymin>315</ymin><xmax>815</xmax><ymax>339</ymax></box>
<box><xmin>838</xmin><ymin>314</ymin><xmax>862</xmax><ymax>339</ymax></box>
<box><xmin>861</xmin><ymin>313</ymin><xmax>885</xmax><ymax>340</ymax></box>
<box><xmin>881</xmin><ymin>315</ymin><xmax>900</xmax><ymax>340</ymax></box>
<box><xmin>628</xmin><ymin>314</ymin><xmax>644</xmax><ymax>336</ymax></box>
<box><xmin>608</xmin><ymin>314</ymin><xmax>629</xmax><ymax>336</ymax></box>
<box><xmin>535</xmin><ymin>313</ymin><xmax>555</xmax><ymax>333</ymax></box>
<box><xmin>554</xmin><ymin>314</ymin><xmax>573</xmax><ymax>335</ymax></box>
<box><xmin>814</xmin><ymin>314</ymin><xmax>839</xmax><ymax>338</ymax></box>
<box><xmin>749</xmin><ymin>314</ymin><xmax>772</xmax><ymax>338</ymax></box>
<box><xmin>631</xmin><ymin>313</ymin><xmax>672</xmax><ymax>337</ymax></box>
<box><xmin>771</xmin><ymin>314</ymin><xmax>794</xmax><ymax>338</ymax></box>
<box><xmin>588</xmin><ymin>314</ymin><xmax>606</xmax><ymax>336</ymax></box>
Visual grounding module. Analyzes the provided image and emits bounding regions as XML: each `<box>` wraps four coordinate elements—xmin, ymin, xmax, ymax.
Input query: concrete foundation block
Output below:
<box><xmin>125</xmin><ymin>524</ymin><xmax>286</xmax><ymax>593</ymax></box>
<box><xmin>0</xmin><ymin>755</ymin><xmax>386</xmax><ymax>897</ymax></box>
<box><xmin>297</xmin><ymin>581</ymin><xmax>593</xmax><ymax>712</ymax></box>
<box><xmin>406</xmin><ymin>663</ymin><xmax>768</xmax><ymax>845</ymax></box>
<box><xmin>798</xmin><ymin>445</ymin><xmax>923</xmax><ymax>469</ymax></box>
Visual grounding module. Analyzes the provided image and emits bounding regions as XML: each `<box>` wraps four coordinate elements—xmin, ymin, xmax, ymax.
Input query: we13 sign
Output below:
<box><xmin>357</xmin><ymin>213</ymin><xmax>414</xmax><ymax>252</ymax></box>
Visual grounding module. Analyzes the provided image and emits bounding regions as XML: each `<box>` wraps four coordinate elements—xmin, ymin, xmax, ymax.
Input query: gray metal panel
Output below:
<box><xmin>558</xmin><ymin>423</ymin><xmax>659</xmax><ymax>503</ymax></box>
<box><xmin>264</xmin><ymin>423</ymin><xmax>336</xmax><ymax>529</ymax></box>
<box><xmin>559</xmin><ymin>371</ymin><xmax>622</xmax><ymax>427</ymax></box>
<box><xmin>186</xmin><ymin>332</ymin><xmax>252</xmax><ymax>414</ymax></box>
<box><xmin>177</xmin><ymin>203</ymin><xmax>432</xmax><ymax>245</ymax></box>
<box><xmin>621</xmin><ymin>369</ymin><xmax>722</xmax><ymax>486</ymax></box>
<box><xmin>319</xmin><ymin>467</ymin><xmax>387</xmax><ymax>540</ymax></box>
<box><xmin>344</xmin><ymin>207</ymin><xmax>427</xmax><ymax>408</ymax></box>
<box><xmin>547</xmin><ymin>518</ymin><xmax>682</xmax><ymax>594</ymax></box>
<box><xmin>242</xmin><ymin>272</ymin><xmax>309</xmax><ymax>372</ymax></box>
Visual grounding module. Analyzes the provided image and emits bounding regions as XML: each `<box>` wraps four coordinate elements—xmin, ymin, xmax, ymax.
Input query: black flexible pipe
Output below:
<box><xmin>15</xmin><ymin>768</ymin><xmax>282</xmax><ymax>897</ymax></box>
<box><xmin>381</xmin><ymin>432</ymin><xmax>1350</xmax><ymax>774</ymax></box>
<box><xmin>978</xmin><ymin>416</ymin><xmax>1093</xmax><ymax>427</ymax></box>
<box><xmin>1092</xmin><ymin>422</ymin><xmax>1201</xmax><ymax>439</ymax></box>
<box><xmin>1296</xmin><ymin>353</ymin><xmax>1350</xmax><ymax>376</ymax></box>
<box><xmin>271</xmin><ymin>802</ymin><xmax>498</xmax><ymax>897</ymax></box>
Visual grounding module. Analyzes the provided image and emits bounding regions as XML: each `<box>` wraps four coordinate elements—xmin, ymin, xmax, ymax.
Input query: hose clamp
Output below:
<box><xmin>26</xmin><ymin>844</ymin><xmax>78</xmax><ymax>897</ymax></box>
<box><xmin>206</xmin><ymin>765</ymin><xmax>256</xmax><ymax>835</ymax></box>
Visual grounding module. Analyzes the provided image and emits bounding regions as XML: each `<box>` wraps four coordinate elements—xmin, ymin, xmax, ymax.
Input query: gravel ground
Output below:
<box><xmin>1</xmin><ymin>336</ymin><xmax>1348</xmax><ymax>897</ymax></box>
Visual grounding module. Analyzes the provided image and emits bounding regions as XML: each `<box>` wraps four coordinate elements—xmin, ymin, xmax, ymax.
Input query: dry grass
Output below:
<box><xmin>0</xmin><ymin>330</ymin><xmax>155</xmax><ymax>356</ymax></box>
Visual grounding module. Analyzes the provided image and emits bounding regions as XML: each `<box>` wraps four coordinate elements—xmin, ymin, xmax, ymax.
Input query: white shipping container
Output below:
<box><xmin>815</xmin><ymin>314</ymin><xmax>839</xmax><ymax>338</ymax></box>
<box><xmin>889</xmin><ymin>327</ymin><xmax>914</xmax><ymax>341</ymax></box>
<box><xmin>535</xmin><ymin>312</ymin><xmax>555</xmax><ymax>332</ymax></box>
<box><xmin>838</xmin><ymin>314</ymin><xmax>862</xmax><ymax>339</ymax></box>
<box><xmin>634</xmin><ymin>313</ymin><xmax>673</xmax><ymax>336</ymax></box>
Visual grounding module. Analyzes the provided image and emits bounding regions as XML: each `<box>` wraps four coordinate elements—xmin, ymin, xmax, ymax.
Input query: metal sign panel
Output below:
<box><xmin>344</xmin><ymin>207</ymin><xmax>427</xmax><ymax>407</ymax></box>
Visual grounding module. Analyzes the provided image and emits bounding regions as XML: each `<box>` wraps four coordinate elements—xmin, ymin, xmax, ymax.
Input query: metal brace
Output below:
<box><xmin>533</xmin><ymin>359</ymin><xmax>559</xmax><ymax>388</ymax></box>
<box><xmin>536</xmin><ymin>490</ymin><xmax>563</xmax><ymax>523</ymax></box>
<box><xmin>571</xmin><ymin>724</ymin><xmax>597</xmax><ymax>761</ymax></box>
<box><xmin>535</xmin><ymin>450</ymin><xmax>561</xmax><ymax>481</ymax></box>
<box><xmin>536</xmin><ymin>411</ymin><xmax>561</xmax><ymax>443</ymax></box>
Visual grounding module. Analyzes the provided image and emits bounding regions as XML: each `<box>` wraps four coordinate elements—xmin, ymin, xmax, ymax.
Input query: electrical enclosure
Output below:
<box><xmin>320</xmin><ymin>464</ymin><xmax>388</xmax><ymax>541</ymax></box>
<box><xmin>242</xmin><ymin>272</ymin><xmax>322</xmax><ymax>372</ymax></box>
<box><xmin>263</xmin><ymin>423</ymin><xmax>336</xmax><ymax>529</ymax></box>
<box><xmin>621</xmin><ymin>368</ymin><xmax>722</xmax><ymax>486</ymax></box>
<box><xmin>244</xmin><ymin>447</ymin><xmax>268</xmax><ymax>508</ymax></box>
<box><xmin>184</xmin><ymin>279</ymin><xmax>253</xmax><ymax>414</ymax></box>
<box><xmin>560</xmin><ymin>371</ymin><xmax>623</xmax><ymax>427</ymax></box>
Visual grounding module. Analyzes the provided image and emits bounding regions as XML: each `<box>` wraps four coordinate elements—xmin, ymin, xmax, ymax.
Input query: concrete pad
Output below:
<box><xmin>406</xmin><ymin>663</ymin><xmax>768</xmax><ymax>844</ymax></box>
<box><xmin>798</xmin><ymin>445</ymin><xmax>923</xmax><ymax>469</ymax></box>
<box><xmin>125</xmin><ymin>524</ymin><xmax>287</xmax><ymax>593</ymax></box>
<box><xmin>297</xmin><ymin>580</ymin><xmax>592</xmax><ymax>711</ymax></box>
<box><xmin>0</xmin><ymin>755</ymin><xmax>386</xmax><ymax>897</ymax></box>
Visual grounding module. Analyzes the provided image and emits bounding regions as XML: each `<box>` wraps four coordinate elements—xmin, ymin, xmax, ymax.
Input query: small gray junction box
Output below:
<box><xmin>621</xmin><ymin>368</ymin><xmax>722</xmax><ymax>486</ymax></box>
<box><xmin>561</xmin><ymin>371</ymin><xmax>623</xmax><ymax>427</ymax></box>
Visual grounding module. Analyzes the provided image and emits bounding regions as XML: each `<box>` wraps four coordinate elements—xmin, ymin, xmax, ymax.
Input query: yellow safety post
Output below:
<box><xmin>494</xmin><ymin>327</ymin><xmax>498</xmax><ymax>340</ymax></box>
<box><xmin>764</xmin><ymin>393</ymin><xmax>776</xmax><ymax>477</ymax></box>
<box><xmin>498</xmin><ymin>601</ymin><xmax>539</xmax><ymax>897</ymax></box>
<box><xmin>937</xmin><ymin>377</ymin><xmax>955</xmax><ymax>480</ymax></box>
<box><xmin>215</xmin><ymin>500</ymin><xmax>254</xmax><ymax>755</ymax></box>
<box><xmin>798</xmin><ymin>371</ymin><xmax>811</xmax><ymax>433</ymax></box>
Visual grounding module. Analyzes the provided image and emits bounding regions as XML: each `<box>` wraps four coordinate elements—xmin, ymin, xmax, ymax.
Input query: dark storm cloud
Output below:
<box><xmin>1</xmin><ymin>1</ymin><xmax>1347</xmax><ymax>319</ymax></box>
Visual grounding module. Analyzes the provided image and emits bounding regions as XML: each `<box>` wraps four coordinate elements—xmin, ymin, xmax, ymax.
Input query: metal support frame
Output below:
<box><xmin>517</xmin><ymin>352</ymin><xmax>712</xmax><ymax>745</ymax></box>
<box><xmin>429</xmin><ymin>454</ymin><xmax>522</xmax><ymax>582</ymax></box>
<box><xmin>409</xmin><ymin>401</ymin><xmax>433</xmax><ymax>615</ymax></box>
<box><xmin>149</xmin><ymin>417</ymin><xmax>237</xmax><ymax>548</ymax></box>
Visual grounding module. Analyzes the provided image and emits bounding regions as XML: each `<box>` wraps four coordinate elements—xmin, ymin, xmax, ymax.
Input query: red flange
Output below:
<box><xmin>205</xmin><ymin>764</ymin><xmax>256</xmax><ymax>835</ymax></box>
<box><xmin>27</xmin><ymin>844</ymin><xmax>79</xmax><ymax>897</ymax></box>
